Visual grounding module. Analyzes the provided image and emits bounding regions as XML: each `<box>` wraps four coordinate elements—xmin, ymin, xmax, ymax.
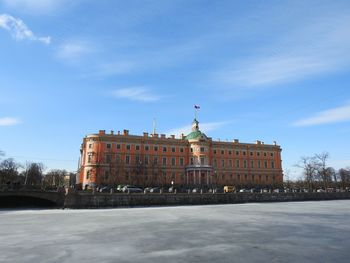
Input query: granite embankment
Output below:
<box><xmin>63</xmin><ymin>191</ymin><xmax>350</xmax><ymax>208</ymax></box>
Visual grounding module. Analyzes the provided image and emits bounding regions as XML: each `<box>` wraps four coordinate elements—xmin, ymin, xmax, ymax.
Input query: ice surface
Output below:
<box><xmin>1</xmin><ymin>201</ymin><xmax>350</xmax><ymax>263</ymax></box>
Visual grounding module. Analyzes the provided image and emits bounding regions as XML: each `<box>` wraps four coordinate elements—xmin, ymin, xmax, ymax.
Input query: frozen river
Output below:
<box><xmin>1</xmin><ymin>200</ymin><xmax>350</xmax><ymax>263</ymax></box>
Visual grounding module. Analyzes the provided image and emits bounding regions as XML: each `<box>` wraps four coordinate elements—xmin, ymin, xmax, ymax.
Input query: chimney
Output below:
<box><xmin>170</xmin><ymin>135</ymin><xmax>175</xmax><ymax>139</ymax></box>
<box><xmin>233</xmin><ymin>139</ymin><xmax>239</xmax><ymax>143</ymax></box>
<box><xmin>117</xmin><ymin>131</ymin><xmax>120</xmax><ymax>135</ymax></box>
<box><xmin>143</xmin><ymin>132</ymin><xmax>149</xmax><ymax>137</ymax></box>
<box><xmin>111</xmin><ymin>130</ymin><xmax>114</xmax><ymax>135</ymax></box>
<box><xmin>123</xmin><ymin>129</ymin><xmax>129</xmax><ymax>136</ymax></box>
<box><xmin>99</xmin><ymin>130</ymin><xmax>105</xmax><ymax>135</ymax></box>
<box><xmin>256</xmin><ymin>140</ymin><xmax>261</xmax><ymax>145</ymax></box>
<box><xmin>161</xmin><ymin>134</ymin><xmax>166</xmax><ymax>139</ymax></box>
<box><xmin>181</xmin><ymin>133</ymin><xmax>185</xmax><ymax>139</ymax></box>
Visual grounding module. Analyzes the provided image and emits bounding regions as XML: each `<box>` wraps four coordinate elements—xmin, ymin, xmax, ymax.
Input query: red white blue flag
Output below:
<box><xmin>194</xmin><ymin>105</ymin><xmax>200</xmax><ymax>109</ymax></box>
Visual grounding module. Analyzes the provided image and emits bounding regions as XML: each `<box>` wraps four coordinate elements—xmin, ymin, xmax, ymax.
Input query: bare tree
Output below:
<box><xmin>339</xmin><ymin>168</ymin><xmax>350</xmax><ymax>190</ymax></box>
<box><xmin>315</xmin><ymin>152</ymin><xmax>331</xmax><ymax>190</ymax></box>
<box><xmin>0</xmin><ymin>158</ymin><xmax>21</xmax><ymax>187</ymax></box>
<box><xmin>296</xmin><ymin>156</ymin><xmax>319</xmax><ymax>191</ymax></box>
<box><xmin>24</xmin><ymin>162</ymin><xmax>44</xmax><ymax>188</ymax></box>
<box><xmin>43</xmin><ymin>169</ymin><xmax>67</xmax><ymax>189</ymax></box>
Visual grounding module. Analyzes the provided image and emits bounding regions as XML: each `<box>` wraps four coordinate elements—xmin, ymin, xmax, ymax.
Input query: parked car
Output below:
<box><xmin>317</xmin><ymin>189</ymin><xmax>325</xmax><ymax>193</ymax></box>
<box><xmin>224</xmin><ymin>185</ymin><xmax>235</xmax><ymax>193</ymax></box>
<box><xmin>150</xmin><ymin>187</ymin><xmax>161</xmax><ymax>193</ymax></box>
<box><xmin>99</xmin><ymin>186</ymin><xmax>112</xmax><ymax>193</ymax></box>
<box><xmin>122</xmin><ymin>185</ymin><xmax>143</xmax><ymax>193</ymax></box>
<box><xmin>239</xmin><ymin>189</ymin><xmax>250</xmax><ymax>193</ymax></box>
<box><xmin>116</xmin><ymin>185</ymin><xmax>126</xmax><ymax>192</ymax></box>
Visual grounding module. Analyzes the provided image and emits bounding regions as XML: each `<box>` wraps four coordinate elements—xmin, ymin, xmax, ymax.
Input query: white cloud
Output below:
<box><xmin>1</xmin><ymin>0</ymin><xmax>69</xmax><ymax>14</ymax></box>
<box><xmin>214</xmin><ymin>13</ymin><xmax>350</xmax><ymax>88</ymax></box>
<box><xmin>166</xmin><ymin>121</ymin><xmax>230</xmax><ymax>137</ymax></box>
<box><xmin>56</xmin><ymin>41</ymin><xmax>92</xmax><ymax>60</ymax></box>
<box><xmin>0</xmin><ymin>13</ymin><xmax>50</xmax><ymax>44</ymax></box>
<box><xmin>292</xmin><ymin>103</ymin><xmax>350</xmax><ymax>127</ymax></box>
<box><xmin>111</xmin><ymin>87</ymin><xmax>160</xmax><ymax>102</ymax></box>
<box><xmin>0</xmin><ymin>117</ymin><xmax>20</xmax><ymax>126</ymax></box>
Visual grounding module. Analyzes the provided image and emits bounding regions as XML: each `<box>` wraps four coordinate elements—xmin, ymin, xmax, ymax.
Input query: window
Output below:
<box><xmin>229</xmin><ymin>160</ymin><xmax>232</xmax><ymax>167</ymax></box>
<box><xmin>243</xmin><ymin>160</ymin><xmax>247</xmax><ymax>168</ymax></box>
<box><xmin>250</xmin><ymin>151</ymin><xmax>253</xmax><ymax>156</ymax></box>
<box><xmin>88</xmin><ymin>144</ymin><xmax>92</xmax><ymax>149</ymax></box>
<box><xmin>258</xmin><ymin>160</ymin><xmax>261</xmax><ymax>168</ymax></box>
<box><xmin>236</xmin><ymin>151</ymin><xmax>239</xmax><ymax>155</ymax></box>
<box><xmin>264</xmin><ymin>152</ymin><xmax>267</xmax><ymax>157</ymax></box>
<box><xmin>116</xmin><ymin>144</ymin><xmax>121</xmax><ymax>150</ymax></box>
<box><xmin>171</xmin><ymin>157</ymin><xmax>176</xmax><ymax>166</ymax></box>
<box><xmin>221</xmin><ymin>159</ymin><xmax>225</xmax><ymax>167</ymax></box>
<box><xmin>221</xmin><ymin>150</ymin><xmax>224</xmax><ymax>155</ymax></box>
<box><xmin>200</xmin><ymin>147</ymin><xmax>205</xmax><ymax>152</ymax></box>
<box><xmin>190</xmin><ymin>158</ymin><xmax>194</xmax><ymax>165</ymax></box>
<box><xmin>214</xmin><ymin>149</ymin><xmax>217</xmax><ymax>154</ymax></box>
<box><xmin>250</xmin><ymin>160</ymin><xmax>254</xmax><ymax>168</ymax></box>
<box><xmin>154</xmin><ymin>146</ymin><xmax>158</xmax><ymax>151</ymax></box>
<box><xmin>172</xmin><ymin>147</ymin><xmax>176</xmax><ymax>152</ymax></box>
<box><xmin>271</xmin><ymin>161</ymin><xmax>275</xmax><ymax>169</ymax></box>
<box><xmin>163</xmin><ymin>146</ymin><xmax>167</xmax><ymax>152</ymax></box>
<box><xmin>86</xmin><ymin>170</ymin><xmax>90</xmax><ymax>179</ymax></box>
<box><xmin>106</xmin><ymin>154</ymin><xmax>111</xmax><ymax>163</ymax></box>
<box><xmin>180</xmin><ymin>158</ymin><xmax>184</xmax><ymax>166</ymax></box>
<box><xmin>236</xmin><ymin>160</ymin><xmax>240</xmax><ymax>168</ymax></box>
<box><xmin>136</xmin><ymin>145</ymin><xmax>140</xmax><ymax>150</ymax></box>
<box><xmin>145</xmin><ymin>145</ymin><xmax>149</xmax><ymax>151</ymax></box>
<box><xmin>190</xmin><ymin>148</ymin><xmax>193</xmax><ymax>153</ymax></box>
<box><xmin>214</xmin><ymin>159</ymin><xmax>217</xmax><ymax>167</ymax></box>
<box><xmin>257</xmin><ymin>152</ymin><xmax>260</xmax><ymax>156</ymax></box>
<box><xmin>270</xmin><ymin>153</ymin><xmax>274</xmax><ymax>157</ymax></box>
<box><xmin>88</xmin><ymin>154</ymin><xmax>92</xmax><ymax>163</ymax></box>
<box><xmin>200</xmin><ymin>157</ymin><xmax>205</xmax><ymax>165</ymax></box>
<box><xmin>228</xmin><ymin>150</ymin><xmax>232</xmax><ymax>155</ymax></box>
<box><xmin>135</xmin><ymin>155</ymin><xmax>140</xmax><ymax>164</ymax></box>
<box><xmin>162</xmin><ymin>157</ymin><xmax>167</xmax><ymax>166</ymax></box>
<box><xmin>126</xmin><ymin>145</ymin><xmax>131</xmax><ymax>150</ymax></box>
<box><xmin>144</xmin><ymin>156</ymin><xmax>149</xmax><ymax>165</ymax></box>
<box><xmin>264</xmin><ymin>161</ymin><xmax>268</xmax><ymax>168</ymax></box>
<box><xmin>106</xmin><ymin>143</ymin><xmax>111</xmax><ymax>149</ymax></box>
<box><xmin>243</xmin><ymin>151</ymin><xmax>246</xmax><ymax>156</ymax></box>
<box><xmin>125</xmin><ymin>155</ymin><xmax>130</xmax><ymax>164</ymax></box>
<box><xmin>180</xmin><ymin>147</ymin><xmax>184</xmax><ymax>153</ymax></box>
<box><xmin>153</xmin><ymin>157</ymin><xmax>158</xmax><ymax>165</ymax></box>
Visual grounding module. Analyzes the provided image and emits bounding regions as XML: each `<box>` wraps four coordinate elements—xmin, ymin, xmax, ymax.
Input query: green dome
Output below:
<box><xmin>186</xmin><ymin>130</ymin><xmax>207</xmax><ymax>140</ymax></box>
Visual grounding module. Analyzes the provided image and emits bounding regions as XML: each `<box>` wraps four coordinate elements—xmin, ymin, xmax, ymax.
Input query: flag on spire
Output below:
<box><xmin>194</xmin><ymin>105</ymin><xmax>200</xmax><ymax>109</ymax></box>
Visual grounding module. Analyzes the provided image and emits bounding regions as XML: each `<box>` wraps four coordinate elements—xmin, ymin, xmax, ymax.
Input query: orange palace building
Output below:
<box><xmin>78</xmin><ymin>119</ymin><xmax>283</xmax><ymax>189</ymax></box>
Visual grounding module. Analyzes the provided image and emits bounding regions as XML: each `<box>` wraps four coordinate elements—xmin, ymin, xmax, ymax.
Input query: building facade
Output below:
<box><xmin>78</xmin><ymin>119</ymin><xmax>283</xmax><ymax>189</ymax></box>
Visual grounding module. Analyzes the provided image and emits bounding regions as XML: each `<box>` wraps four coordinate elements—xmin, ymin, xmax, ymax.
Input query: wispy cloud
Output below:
<box><xmin>213</xmin><ymin>12</ymin><xmax>350</xmax><ymax>88</ymax></box>
<box><xmin>166</xmin><ymin>121</ymin><xmax>231</xmax><ymax>137</ymax></box>
<box><xmin>0</xmin><ymin>117</ymin><xmax>20</xmax><ymax>126</ymax></box>
<box><xmin>292</xmin><ymin>103</ymin><xmax>350</xmax><ymax>127</ymax></box>
<box><xmin>1</xmin><ymin>0</ymin><xmax>71</xmax><ymax>14</ymax></box>
<box><xmin>56</xmin><ymin>40</ymin><xmax>92</xmax><ymax>59</ymax></box>
<box><xmin>0</xmin><ymin>14</ymin><xmax>50</xmax><ymax>44</ymax></box>
<box><xmin>111</xmin><ymin>87</ymin><xmax>160</xmax><ymax>102</ymax></box>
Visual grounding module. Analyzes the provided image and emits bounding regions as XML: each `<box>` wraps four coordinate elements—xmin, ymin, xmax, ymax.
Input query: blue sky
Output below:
<box><xmin>1</xmin><ymin>0</ymin><xmax>350</xmax><ymax>179</ymax></box>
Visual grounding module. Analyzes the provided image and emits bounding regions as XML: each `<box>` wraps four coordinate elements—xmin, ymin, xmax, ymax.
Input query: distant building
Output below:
<box><xmin>78</xmin><ymin>119</ymin><xmax>283</xmax><ymax>189</ymax></box>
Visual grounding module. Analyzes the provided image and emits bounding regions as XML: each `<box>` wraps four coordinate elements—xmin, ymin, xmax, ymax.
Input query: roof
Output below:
<box><xmin>186</xmin><ymin>130</ymin><xmax>208</xmax><ymax>140</ymax></box>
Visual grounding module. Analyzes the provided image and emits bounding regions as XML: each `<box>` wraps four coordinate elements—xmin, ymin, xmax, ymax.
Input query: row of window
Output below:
<box><xmin>213</xmin><ymin>159</ymin><xmax>275</xmax><ymax>169</ymax></box>
<box><xmin>88</xmin><ymin>154</ymin><xmax>275</xmax><ymax>169</ymax></box>
<box><xmin>88</xmin><ymin>143</ymin><xmax>276</xmax><ymax>158</ymax></box>
<box><xmin>213</xmin><ymin>149</ymin><xmax>274</xmax><ymax>157</ymax></box>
